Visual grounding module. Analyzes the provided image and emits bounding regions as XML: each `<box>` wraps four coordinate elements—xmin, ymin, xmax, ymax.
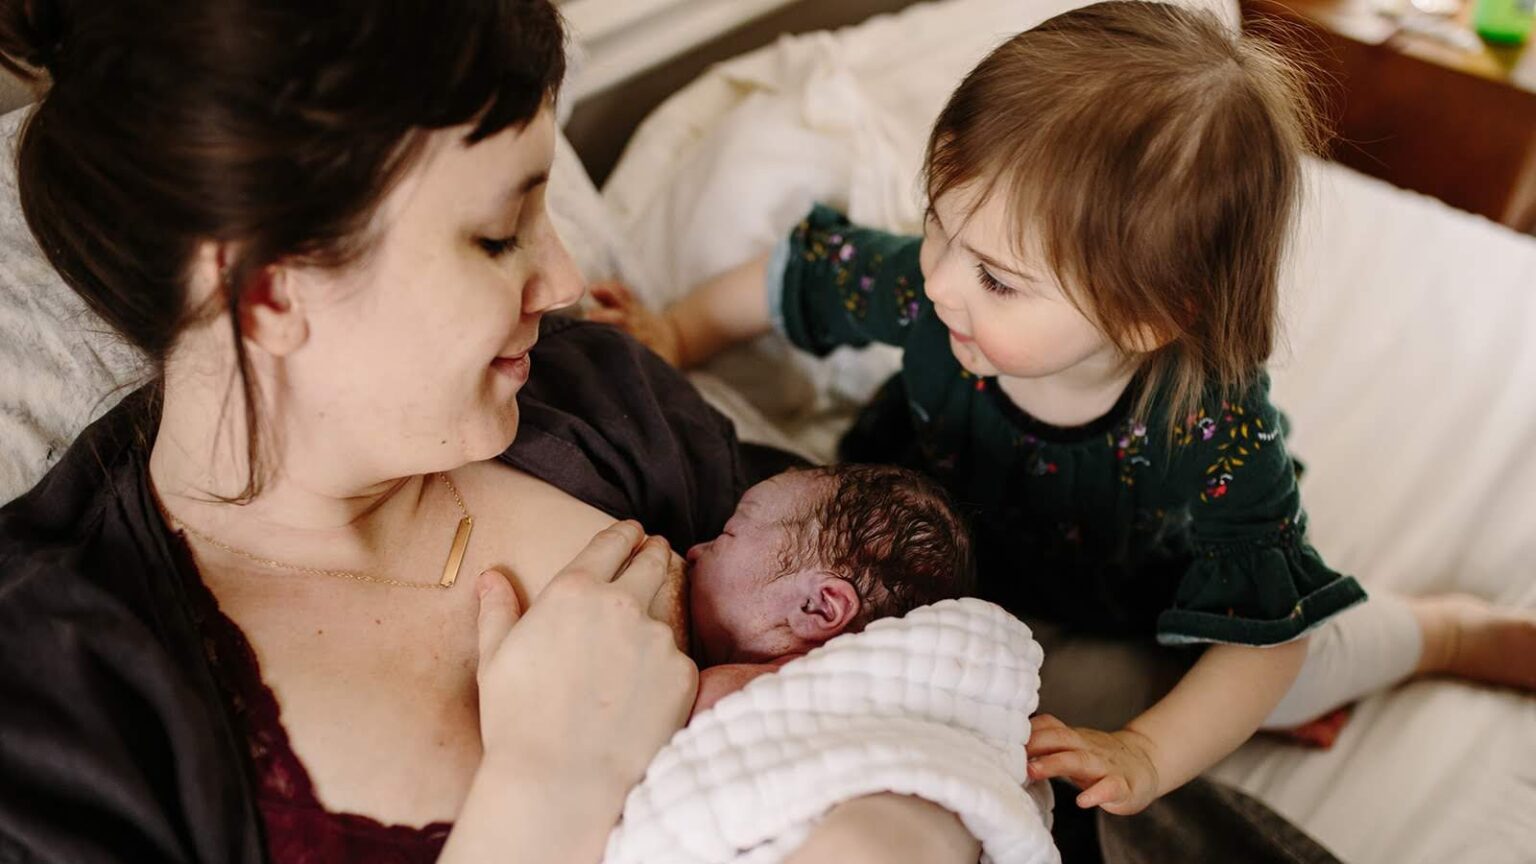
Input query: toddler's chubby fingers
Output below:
<box><xmin>586</xmin><ymin>305</ymin><xmax>627</xmax><ymax>325</ymax></box>
<box><xmin>1076</xmin><ymin>775</ymin><xmax>1129</xmax><ymax>810</ymax></box>
<box><xmin>1025</xmin><ymin>725</ymin><xmax>1084</xmax><ymax>757</ymax></box>
<box><xmin>1027</xmin><ymin>749</ymin><xmax>1105</xmax><ymax>785</ymax></box>
<box><xmin>588</xmin><ymin>280</ymin><xmax>635</xmax><ymax>307</ymax></box>
<box><xmin>1029</xmin><ymin>714</ymin><xmax>1068</xmax><ymax>734</ymax></box>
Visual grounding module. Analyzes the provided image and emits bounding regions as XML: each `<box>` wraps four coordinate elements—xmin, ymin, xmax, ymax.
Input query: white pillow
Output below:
<box><xmin>0</xmin><ymin>106</ymin><xmax>628</xmax><ymax>505</ymax></box>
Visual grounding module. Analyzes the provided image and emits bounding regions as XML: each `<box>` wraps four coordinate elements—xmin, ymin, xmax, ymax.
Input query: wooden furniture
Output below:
<box><xmin>1243</xmin><ymin>0</ymin><xmax>1536</xmax><ymax>232</ymax></box>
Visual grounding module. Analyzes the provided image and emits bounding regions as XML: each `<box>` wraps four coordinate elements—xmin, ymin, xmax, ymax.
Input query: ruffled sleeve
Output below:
<box><xmin>777</xmin><ymin>204</ymin><xmax>930</xmax><ymax>357</ymax></box>
<box><xmin>1156</xmin><ymin>377</ymin><xmax>1367</xmax><ymax>646</ymax></box>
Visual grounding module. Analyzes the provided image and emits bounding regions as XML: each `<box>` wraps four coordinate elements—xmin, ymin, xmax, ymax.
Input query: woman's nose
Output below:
<box><xmin>524</xmin><ymin>234</ymin><xmax>585</xmax><ymax>315</ymax></box>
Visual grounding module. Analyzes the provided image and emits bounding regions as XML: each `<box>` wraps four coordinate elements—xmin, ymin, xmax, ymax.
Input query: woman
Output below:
<box><xmin>0</xmin><ymin>1</ymin><xmax>979</xmax><ymax>861</ymax></box>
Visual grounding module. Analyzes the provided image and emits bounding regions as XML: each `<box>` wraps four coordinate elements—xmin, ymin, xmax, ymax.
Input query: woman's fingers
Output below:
<box><xmin>475</xmin><ymin>568</ymin><xmax>523</xmax><ymax>667</ymax></box>
<box><xmin>613</xmin><ymin>534</ymin><xmax>674</xmax><ymax>608</ymax></box>
<box><xmin>547</xmin><ymin>521</ymin><xmax>646</xmax><ymax>590</ymax></box>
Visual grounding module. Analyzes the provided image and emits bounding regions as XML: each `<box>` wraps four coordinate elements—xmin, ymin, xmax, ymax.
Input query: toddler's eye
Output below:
<box><xmin>976</xmin><ymin>263</ymin><xmax>1016</xmax><ymax>297</ymax></box>
<box><xmin>477</xmin><ymin>235</ymin><xmax>520</xmax><ymax>258</ymax></box>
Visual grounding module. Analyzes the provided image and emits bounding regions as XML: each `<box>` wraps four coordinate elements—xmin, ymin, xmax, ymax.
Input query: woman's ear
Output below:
<box><xmin>190</xmin><ymin>239</ymin><xmax>309</xmax><ymax>357</ymax></box>
<box><xmin>788</xmin><ymin>573</ymin><xmax>861</xmax><ymax>644</ymax></box>
<box><xmin>238</xmin><ymin>263</ymin><xmax>309</xmax><ymax>357</ymax></box>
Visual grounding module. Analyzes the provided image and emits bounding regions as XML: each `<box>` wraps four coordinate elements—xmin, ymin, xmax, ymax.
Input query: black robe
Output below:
<box><xmin>0</xmin><ymin>317</ymin><xmax>748</xmax><ymax>863</ymax></box>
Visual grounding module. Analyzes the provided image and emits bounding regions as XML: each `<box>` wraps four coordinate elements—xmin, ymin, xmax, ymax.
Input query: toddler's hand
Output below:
<box><xmin>1026</xmin><ymin>714</ymin><xmax>1161</xmax><ymax>815</ymax></box>
<box><xmin>587</xmin><ymin>280</ymin><xmax>683</xmax><ymax>366</ymax></box>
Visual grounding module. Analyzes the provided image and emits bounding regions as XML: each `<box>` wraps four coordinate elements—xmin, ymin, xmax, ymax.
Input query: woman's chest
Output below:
<box><xmin>208</xmin><ymin>465</ymin><xmax>621</xmax><ymax>829</ymax></box>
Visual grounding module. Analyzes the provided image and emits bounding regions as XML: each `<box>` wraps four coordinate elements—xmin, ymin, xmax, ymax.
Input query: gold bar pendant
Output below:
<box><xmin>440</xmin><ymin>516</ymin><xmax>474</xmax><ymax>588</ymax></box>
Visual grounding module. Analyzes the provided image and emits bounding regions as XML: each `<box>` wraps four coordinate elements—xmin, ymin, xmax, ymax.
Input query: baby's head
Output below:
<box><xmin>919</xmin><ymin>0</ymin><xmax>1319</xmax><ymax>428</ymax></box>
<box><xmin>687</xmin><ymin>464</ymin><xmax>974</xmax><ymax>666</ymax></box>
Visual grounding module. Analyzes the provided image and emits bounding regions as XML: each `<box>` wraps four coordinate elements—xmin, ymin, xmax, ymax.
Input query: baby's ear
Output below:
<box><xmin>788</xmin><ymin>573</ymin><xmax>861</xmax><ymax>644</ymax></box>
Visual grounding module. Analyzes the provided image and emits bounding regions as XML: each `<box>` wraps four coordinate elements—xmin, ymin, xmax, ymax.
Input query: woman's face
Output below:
<box><xmin>276</xmin><ymin>107</ymin><xmax>582</xmax><ymax>484</ymax></box>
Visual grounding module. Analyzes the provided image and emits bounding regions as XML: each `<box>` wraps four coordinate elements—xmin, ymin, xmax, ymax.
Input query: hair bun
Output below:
<box><xmin>0</xmin><ymin>0</ymin><xmax>68</xmax><ymax>81</ymax></box>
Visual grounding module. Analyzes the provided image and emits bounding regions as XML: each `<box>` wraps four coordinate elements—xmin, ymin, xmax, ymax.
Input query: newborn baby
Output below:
<box><xmin>687</xmin><ymin>464</ymin><xmax>976</xmax><ymax>713</ymax></box>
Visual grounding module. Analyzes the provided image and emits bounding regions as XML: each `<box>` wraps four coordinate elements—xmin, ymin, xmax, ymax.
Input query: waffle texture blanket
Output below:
<box><xmin>603</xmin><ymin>598</ymin><xmax>1059</xmax><ymax>864</ymax></box>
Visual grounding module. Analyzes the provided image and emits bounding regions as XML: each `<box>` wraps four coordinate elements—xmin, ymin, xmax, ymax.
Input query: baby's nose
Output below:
<box><xmin>685</xmin><ymin>542</ymin><xmax>707</xmax><ymax>565</ymax></box>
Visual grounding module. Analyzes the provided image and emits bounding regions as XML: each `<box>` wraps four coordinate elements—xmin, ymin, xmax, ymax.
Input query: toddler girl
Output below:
<box><xmin>593</xmin><ymin>0</ymin><xmax>1536</xmax><ymax>814</ymax></box>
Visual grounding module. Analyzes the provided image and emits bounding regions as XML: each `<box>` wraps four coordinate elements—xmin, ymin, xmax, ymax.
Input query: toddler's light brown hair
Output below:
<box><xmin>926</xmin><ymin>0</ymin><xmax>1322</xmax><ymax>432</ymax></box>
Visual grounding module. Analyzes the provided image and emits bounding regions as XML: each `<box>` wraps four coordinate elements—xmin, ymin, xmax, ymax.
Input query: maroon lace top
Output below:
<box><xmin>186</xmin><ymin>570</ymin><xmax>453</xmax><ymax>863</ymax></box>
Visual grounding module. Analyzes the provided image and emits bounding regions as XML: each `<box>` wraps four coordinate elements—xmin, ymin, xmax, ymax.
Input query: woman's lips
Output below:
<box><xmin>491</xmin><ymin>353</ymin><xmax>531</xmax><ymax>384</ymax></box>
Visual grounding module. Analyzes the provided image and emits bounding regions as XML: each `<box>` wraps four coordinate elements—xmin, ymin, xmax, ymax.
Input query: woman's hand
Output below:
<box><xmin>1026</xmin><ymin>714</ymin><xmax>1161</xmax><ymax>815</ymax></box>
<box><xmin>476</xmin><ymin>520</ymin><xmax>696</xmax><ymax>781</ymax></box>
<box><xmin>444</xmin><ymin>521</ymin><xmax>697</xmax><ymax>863</ymax></box>
<box><xmin>587</xmin><ymin>281</ymin><xmax>684</xmax><ymax>366</ymax></box>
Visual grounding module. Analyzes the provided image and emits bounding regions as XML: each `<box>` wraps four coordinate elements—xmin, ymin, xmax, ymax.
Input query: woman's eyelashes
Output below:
<box><xmin>477</xmin><ymin>234</ymin><xmax>520</xmax><ymax>258</ymax></box>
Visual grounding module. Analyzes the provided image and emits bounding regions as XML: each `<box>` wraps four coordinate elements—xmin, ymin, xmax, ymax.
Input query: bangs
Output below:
<box><xmin>340</xmin><ymin>0</ymin><xmax>567</xmax><ymax>144</ymax></box>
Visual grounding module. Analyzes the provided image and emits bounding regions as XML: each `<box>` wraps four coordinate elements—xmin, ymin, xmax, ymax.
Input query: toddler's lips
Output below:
<box><xmin>949</xmin><ymin>328</ymin><xmax>975</xmax><ymax>345</ymax></box>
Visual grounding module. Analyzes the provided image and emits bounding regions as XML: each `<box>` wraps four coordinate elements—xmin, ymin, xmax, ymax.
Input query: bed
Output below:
<box><xmin>588</xmin><ymin>1</ymin><xmax>1536</xmax><ymax>862</ymax></box>
<box><xmin>1</xmin><ymin>1</ymin><xmax>1532</xmax><ymax>862</ymax></box>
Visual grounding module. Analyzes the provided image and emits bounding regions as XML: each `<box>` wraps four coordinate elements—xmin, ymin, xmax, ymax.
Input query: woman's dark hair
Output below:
<box><xmin>0</xmin><ymin>0</ymin><xmax>566</xmax><ymax>499</ymax></box>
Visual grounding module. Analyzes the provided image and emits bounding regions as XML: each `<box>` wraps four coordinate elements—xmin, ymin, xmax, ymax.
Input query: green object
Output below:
<box><xmin>1474</xmin><ymin>0</ymin><xmax>1534</xmax><ymax>46</ymax></box>
<box><xmin>776</xmin><ymin>204</ymin><xmax>1366</xmax><ymax>647</ymax></box>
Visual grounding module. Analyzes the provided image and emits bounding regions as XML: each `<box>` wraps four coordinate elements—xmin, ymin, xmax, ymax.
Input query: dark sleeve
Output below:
<box><xmin>1156</xmin><ymin>378</ymin><xmax>1367</xmax><ymax>647</ymax></box>
<box><xmin>777</xmin><ymin>205</ymin><xmax>932</xmax><ymax>356</ymax></box>
<box><xmin>0</xmin><ymin>549</ymin><xmax>244</xmax><ymax>864</ymax></box>
<box><xmin>500</xmin><ymin>316</ymin><xmax>750</xmax><ymax>551</ymax></box>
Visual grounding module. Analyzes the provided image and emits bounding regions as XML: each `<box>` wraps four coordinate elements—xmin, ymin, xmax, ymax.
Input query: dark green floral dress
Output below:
<box><xmin>769</xmin><ymin>205</ymin><xmax>1366</xmax><ymax>646</ymax></box>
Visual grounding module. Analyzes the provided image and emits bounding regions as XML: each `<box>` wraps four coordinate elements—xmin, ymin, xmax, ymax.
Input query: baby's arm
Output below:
<box><xmin>589</xmin><ymin>254</ymin><xmax>771</xmax><ymax>369</ymax></box>
<box><xmin>1027</xmin><ymin>638</ymin><xmax>1307</xmax><ymax>815</ymax></box>
<box><xmin>691</xmin><ymin>655</ymin><xmax>804</xmax><ymax>715</ymax></box>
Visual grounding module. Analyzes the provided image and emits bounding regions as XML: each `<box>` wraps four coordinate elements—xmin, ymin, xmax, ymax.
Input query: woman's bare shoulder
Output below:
<box><xmin>453</xmin><ymin>460</ymin><xmax>617</xmax><ymax>602</ymax></box>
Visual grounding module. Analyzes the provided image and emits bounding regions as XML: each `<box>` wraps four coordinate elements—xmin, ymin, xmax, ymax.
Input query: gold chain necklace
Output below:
<box><xmin>171</xmin><ymin>473</ymin><xmax>475</xmax><ymax>590</ymax></box>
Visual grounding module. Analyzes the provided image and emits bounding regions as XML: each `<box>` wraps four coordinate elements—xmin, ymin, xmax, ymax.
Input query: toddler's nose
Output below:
<box><xmin>685</xmin><ymin>542</ymin><xmax>707</xmax><ymax>565</ymax></box>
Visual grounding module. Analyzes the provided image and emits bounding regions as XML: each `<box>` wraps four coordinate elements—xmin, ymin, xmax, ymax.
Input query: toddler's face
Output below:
<box><xmin>918</xmin><ymin>185</ymin><xmax>1111</xmax><ymax>380</ymax></box>
<box><xmin>686</xmin><ymin>472</ymin><xmax>823</xmax><ymax>667</ymax></box>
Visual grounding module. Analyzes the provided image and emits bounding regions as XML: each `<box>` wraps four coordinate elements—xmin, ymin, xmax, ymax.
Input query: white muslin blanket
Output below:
<box><xmin>602</xmin><ymin>598</ymin><xmax>1059</xmax><ymax>864</ymax></box>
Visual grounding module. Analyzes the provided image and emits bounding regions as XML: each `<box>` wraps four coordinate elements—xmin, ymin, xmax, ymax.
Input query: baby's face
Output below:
<box><xmin>687</xmin><ymin>472</ymin><xmax>824</xmax><ymax>667</ymax></box>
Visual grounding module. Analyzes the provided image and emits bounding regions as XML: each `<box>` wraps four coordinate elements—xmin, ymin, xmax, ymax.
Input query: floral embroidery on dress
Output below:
<box><xmin>1176</xmin><ymin>401</ymin><xmax>1274</xmax><ymax>503</ymax></box>
<box><xmin>894</xmin><ymin>274</ymin><xmax>920</xmax><ymax>326</ymax></box>
<box><xmin>1110</xmin><ymin>420</ymin><xmax>1151</xmax><ymax>486</ymax></box>
<box><xmin>798</xmin><ymin>222</ymin><xmax>883</xmax><ymax>321</ymax></box>
<box><xmin>1013</xmin><ymin>432</ymin><xmax>1059</xmax><ymax>476</ymax></box>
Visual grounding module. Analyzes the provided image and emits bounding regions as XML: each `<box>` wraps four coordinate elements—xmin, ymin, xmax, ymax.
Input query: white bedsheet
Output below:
<box><xmin>599</xmin><ymin>1</ymin><xmax>1536</xmax><ymax>861</ymax></box>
